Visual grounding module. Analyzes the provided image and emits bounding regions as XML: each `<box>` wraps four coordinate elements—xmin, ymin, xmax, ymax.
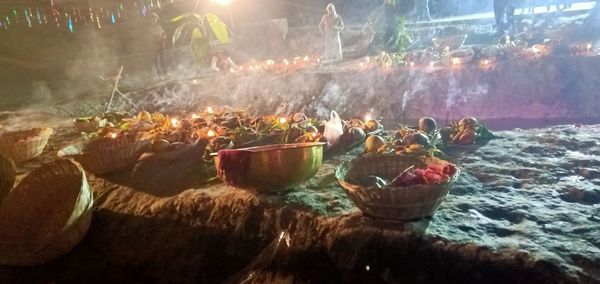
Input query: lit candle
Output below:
<box><xmin>109</xmin><ymin>133</ymin><xmax>117</xmax><ymax>139</ymax></box>
<box><xmin>359</xmin><ymin>62</ymin><xmax>364</xmax><ymax>68</ymax></box>
<box><xmin>365</xmin><ymin>114</ymin><xmax>373</xmax><ymax>122</ymax></box>
<box><xmin>409</xmin><ymin>62</ymin><xmax>415</xmax><ymax>67</ymax></box>
<box><xmin>381</xmin><ymin>51</ymin><xmax>386</xmax><ymax>56</ymax></box>
<box><xmin>191</xmin><ymin>113</ymin><xmax>199</xmax><ymax>119</ymax></box>
<box><xmin>311</xmin><ymin>132</ymin><xmax>318</xmax><ymax>138</ymax></box>
<box><xmin>207</xmin><ymin>106</ymin><xmax>214</xmax><ymax>114</ymax></box>
<box><xmin>365</xmin><ymin>56</ymin><xmax>370</xmax><ymax>62</ymax></box>
<box><xmin>451</xmin><ymin>58</ymin><xmax>461</xmax><ymax>65</ymax></box>
<box><xmin>303</xmin><ymin>56</ymin><xmax>309</xmax><ymax>61</ymax></box>
<box><xmin>171</xmin><ymin>118</ymin><xmax>179</xmax><ymax>127</ymax></box>
<box><xmin>531</xmin><ymin>46</ymin><xmax>539</xmax><ymax>54</ymax></box>
<box><xmin>279</xmin><ymin>117</ymin><xmax>287</xmax><ymax>124</ymax></box>
<box><xmin>207</xmin><ymin>129</ymin><xmax>216</xmax><ymax>137</ymax></box>
<box><xmin>283</xmin><ymin>59</ymin><xmax>289</xmax><ymax>65</ymax></box>
<box><xmin>429</xmin><ymin>61</ymin><xmax>434</xmax><ymax>68</ymax></box>
<box><xmin>482</xmin><ymin>59</ymin><xmax>489</xmax><ymax>66</ymax></box>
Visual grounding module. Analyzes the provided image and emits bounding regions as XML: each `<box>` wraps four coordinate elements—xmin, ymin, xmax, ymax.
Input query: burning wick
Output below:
<box><xmin>171</xmin><ymin>118</ymin><xmax>179</xmax><ymax>127</ymax></box>
<box><xmin>109</xmin><ymin>133</ymin><xmax>117</xmax><ymax>139</ymax></box>
<box><xmin>207</xmin><ymin>107</ymin><xmax>214</xmax><ymax>114</ymax></box>
<box><xmin>587</xmin><ymin>43</ymin><xmax>592</xmax><ymax>53</ymax></box>
<box><xmin>279</xmin><ymin>117</ymin><xmax>287</xmax><ymax>124</ymax></box>
<box><xmin>207</xmin><ymin>129</ymin><xmax>216</xmax><ymax>138</ymax></box>
<box><xmin>482</xmin><ymin>59</ymin><xmax>490</xmax><ymax>66</ymax></box>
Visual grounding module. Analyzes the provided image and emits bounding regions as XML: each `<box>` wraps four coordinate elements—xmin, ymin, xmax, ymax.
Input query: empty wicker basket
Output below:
<box><xmin>0</xmin><ymin>128</ymin><xmax>53</xmax><ymax>163</ymax></box>
<box><xmin>0</xmin><ymin>154</ymin><xmax>16</xmax><ymax>203</ymax></box>
<box><xmin>336</xmin><ymin>154</ymin><xmax>460</xmax><ymax>221</ymax></box>
<box><xmin>58</xmin><ymin>136</ymin><xmax>150</xmax><ymax>175</ymax></box>
<box><xmin>0</xmin><ymin>159</ymin><xmax>93</xmax><ymax>266</ymax></box>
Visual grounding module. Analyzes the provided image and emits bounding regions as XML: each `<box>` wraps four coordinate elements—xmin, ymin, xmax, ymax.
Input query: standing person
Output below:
<box><xmin>151</xmin><ymin>13</ymin><xmax>168</xmax><ymax>80</ymax></box>
<box><xmin>493</xmin><ymin>0</ymin><xmax>515</xmax><ymax>34</ymax></box>
<box><xmin>319</xmin><ymin>3</ymin><xmax>344</xmax><ymax>61</ymax></box>
<box><xmin>415</xmin><ymin>0</ymin><xmax>431</xmax><ymax>22</ymax></box>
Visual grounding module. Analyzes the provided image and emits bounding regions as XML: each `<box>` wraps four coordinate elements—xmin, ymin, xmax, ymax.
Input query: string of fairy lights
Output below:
<box><xmin>0</xmin><ymin>0</ymin><xmax>179</xmax><ymax>32</ymax></box>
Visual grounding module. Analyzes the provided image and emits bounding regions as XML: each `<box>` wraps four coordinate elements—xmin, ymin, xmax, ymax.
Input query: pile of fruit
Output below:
<box><xmin>390</xmin><ymin>163</ymin><xmax>457</xmax><ymax>187</ymax></box>
<box><xmin>72</xmin><ymin>109</ymin><xmax>383</xmax><ymax>158</ymax></box>
<box><xmin>440</xmin><ymin>117</ymin><xmax>496</xmax><ymax>145</ymax></box>
<box><xmin>364</xmin><ymin>117</ymin><xmax>441</xmax><ymax>156</ymax></box>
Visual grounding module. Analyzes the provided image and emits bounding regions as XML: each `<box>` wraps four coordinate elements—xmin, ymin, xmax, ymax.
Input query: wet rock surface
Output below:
<box><xmin>1</xmin><ymin>122</ymin><xmax>599</xmax><ymax>283</ymax></box>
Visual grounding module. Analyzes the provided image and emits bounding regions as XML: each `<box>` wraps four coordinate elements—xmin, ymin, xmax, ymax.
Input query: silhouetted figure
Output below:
<box><xmin>319</xmin><ymin>3</ymin><xmax>344</xmax><ymax>61</ymax></box>
<box><xmin>494</xmin><ymin>0</ymin><xmax>516</xmax><ymax>34</ymax></box>
<box><xmin>415</xmin><ymin>0</ymin><xmax>431</xmax><ymax>21</ymax></box>
<box><xmin>151</xmin><ymin>14</ymin><xmax>167</xmax><ymax>79</ymax></box>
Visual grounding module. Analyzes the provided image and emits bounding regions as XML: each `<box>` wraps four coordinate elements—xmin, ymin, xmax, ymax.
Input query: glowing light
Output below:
<box><xmin>283</xmin><ymin>59</ymin><xmax>289</xmax><ymax>65</ymax></box>
<box><xmin>359</xmin><ymin>62</ymin><xmax>364</xmax><ymax>68</ymax></box>
<box><xmin>171</xmin><ymin>118</ymin><xmax>179</xmax><ymax>127</ymax></box>
<box><xmin>365</xmin><ymin>114</ymin><xmax>373</xmax><ymax>122</ymax></box>
<box><xmin>109</xmin><ymin>133</ymin><xmax>117</xmax><ymax>139</ymax></box>
<box><xmin>293</xmin><ymin>60</ymin><xmax>297</xmax><ymax>64</ymax></box>
<box><xmin>303</xmin><ymin>56</ymin><xmax>309</xmax><ymax>61</ymax></box>
<box><xmin>429</xmin><ymin>61</ymin><xmax>434</xmax><ymax>68</ymax></box>
<box><xmin>191</xmin><ymin>79</ymin><xmax>199</xmax><ymax>84</ymax></box>
<box><xmin>444</xmin><ymin>46</ymin><xmax>450</xmax><ymax>52</ymax></box>
<box><xmin>531</xmin><ymin>46</ymin><xmax>539</xmax><ymax>54</ymax></box>
<box><xmin>409</xmin><ymin>62</ymin><xmax>415</xmax><ymax>67</ymax></box>
<box><xmin>365</xmin><ymin>265</ymin><xmax>370</xmax><ymax>271</ymax></box>
<box><xmin>207</xmin><ymin>106</ymin><xmax>214</xmax><ymax>114</ymax></box>
<box><xmin>451</xmin><ymin>58</ymin><xmax>461</xmax><ymax>65</ymax></box>
<box><xmin>266</xmin><ymin>60</ymin><xmax>274</xmax><ymax>65</ymax></box>
<box><xmin>191</xmin><ymin>114</ymin><xmax>199</xmax><ymax>119</ymax></box>
<box><xmin>279</xmin><ymin>117</ymin><xmax>287</xmax><ymax>124</ymax></box>
<box><xmin>587</xmin><ymin>43</ymin><xmax>592</xmax><ymax>53</ymax></box>
<box><xmin>365</xmin><ymin>56</ymin><xmax>370</xmax><ymax>62</ymax></box>
<box><xmin>482</xmin><ymin>59</ymin><xmax>490</xmax><ymax>66</ymax></box>
<box><xmin>311</xmin><ymin>132</ymin><xmax>318</xmax><ymax>138</ymax></box>
<box><xmin>207</xmin><ymin>129</ymin><xmax>216</xmax><ymax>137</ymax></box>
<box><xmin>211</xmin><ymin>0</ymin><xmax>232</xmax><ymax>5</ymax></box>
<box><xmin>381</xmin><ymin>51</ymin><xmax>386</xmax><ymax>56</ymax></box>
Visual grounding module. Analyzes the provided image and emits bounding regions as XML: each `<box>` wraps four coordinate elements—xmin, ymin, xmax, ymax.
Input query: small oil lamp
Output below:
<box><xmin>109</xmin><ymin>133</ymin><xmax>117</xmax><ymax>139</ymax></box>
<box><xmin>191</xmin><ymin>113</ymin><xmax>199</xmax><ymax>119</ymax></box>
<box><xmin>279</xmin><ymin>117</ymin><xmax>287</xmax><ymax>124</ymax></box>
<box><xmin>206</xmin><ymin>106</ymin><xmax>214</xmax><ymax>114</ymax></box>
<box><xmin>451</xmin><ymin>58</ymin><xmax>461</xmax><ymax>65</ymax></box>
<box><xmin>171</xmin><ymin>118</ymin><xmax>179</xmax><ymax>127</ymax></box>
<box><xmin>207</xmin><ymin>129</ymin><xmax>216</xmax><ymax>138</ymax></box>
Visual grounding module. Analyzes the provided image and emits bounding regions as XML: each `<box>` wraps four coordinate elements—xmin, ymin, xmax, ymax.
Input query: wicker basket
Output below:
<box><xmin>450</xmin><ymin>48</ymin><xmax>475</xmax><ymax>64</ymax></box>
<box><xmin>336</xmin><ymin>154</ymin><xmax>460</xmax><ymax>221</ymax></box>
<box><xmin>73</xmin><ymin>119</ymin><xmax>98</xmax><ymax>133</ymax></box>
<box><xmin>0</xmin><ymin>159</ymin><xmax>93</xmax><ymax>266</ymax></box>
<box><xmin>432</xmin><ymin>34</ymin><xmax>468</xmax><ymax>50</ymax></box>
<box><xmin>57</xmin><ymin>136</ymin><xmax>150</xmax><ymax>175</ymax></box>
<box><xmin>0</xmin><ymin>154</ymin><xmax>16</xmax><ymax>203</ymax></box>
<box><xmin>0</xmin><ymin>128</ymin><xmax>53</xmax><ymax>163</ymax></box>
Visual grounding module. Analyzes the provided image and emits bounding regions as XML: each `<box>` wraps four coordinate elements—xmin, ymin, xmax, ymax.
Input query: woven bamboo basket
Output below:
<box><xmin>336</xmin><ymin>154</ymin><xmax>460</xmax><ymax>221</ymax></box>
<box><xmin>0</xmin><ymin>154</ymin><xmax>16</xmax><ymax>203</ymax></box>
<box><xmin>73</xmin><ymin>119</ymin><xmax>98</xmax><ymax>133</ymax></box>
<box><xmin>0</xmin><ymin>159</ymin><xmax>93</xmax><ymax>266</ymax></box>
<box><xmin>58</xmin><ymin>136</ymin><xmax>150</xmax><ymax>175</ymax></box>
<box><xmin>432</xmin><ymin>34</ymin><xmax>468</xmax><ymax>50</ymax></box>
<box><xmin>0</xmin><ymin>128</ymin><xmax>53</xmax><ymax>163</ymax></box>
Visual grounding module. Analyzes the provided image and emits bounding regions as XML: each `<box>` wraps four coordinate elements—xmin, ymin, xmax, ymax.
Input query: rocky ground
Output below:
<box><xmin>0</xmin><ymin>107</ymin><xmax>599</xmax><ymax>283</ymax></box>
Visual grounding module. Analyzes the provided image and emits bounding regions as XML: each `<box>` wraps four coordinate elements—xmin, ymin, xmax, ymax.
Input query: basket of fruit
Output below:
<box><xmin>0</xmin><ymin>128</ymin><xmax>53</xmax><ymax>163</ymax></box>
<box><xmin>440</xmin><ymin>117</ymin><xmax>497</xmax><ymax>148</ymax></box>
<box><xmin>58</xmin><ymin>135</ymin><xmax>150</xmax><ymax>175</ymax></box>
<box><xmin>336</xmin><ymin>154</ymin><xmax>459</xmax><ymax>221</ymax></box>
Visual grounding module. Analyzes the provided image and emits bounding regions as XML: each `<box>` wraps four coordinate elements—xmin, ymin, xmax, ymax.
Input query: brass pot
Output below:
<box><xmin>213</xmin><ymin>142</ymin><xmax>325</xmax><ymax>193</ymax></box>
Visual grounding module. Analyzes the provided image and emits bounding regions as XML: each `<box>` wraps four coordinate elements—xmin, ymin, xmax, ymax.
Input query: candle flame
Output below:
<box><xmin>409</xmin><ymin>62</ymin><xmax>415</xmax><ymax>67</ymax></box>
<box><xmin>303</xmin><ymin>56</ymin><xmax>309</xmax><ymax>61</ymax></box>
<box><xmin>482</xmin><ymin>59</ymin><xmax>489</xmax><ymax>65</ymax></box>
<box><xmin>359</xmin><ymin>62</ymin><xmax>364</xmax><ymax>67</ymax></box>
<box><xmin>429</xmin><ymin>61</ymin><xmax>434</xmax><ymax>68</ymax></box>
<box><xmin>365</xmin><ymin>114</ymin><xmax>373</xmax><ymax>122</ymax></box>
<box><xmin>207</xmin><ymin>106</ymin><xmax>214</xmax><ymax>114</ymax></box>
<box><xmin>171</xmin><ymin>118</ymin><xmax>179</xmax><ymax>127</ymax></box>
<box><xmin>311</xmin><ymin>132</ymin><xmax>318</xmax><ymax>138</ymax></box>
<box><xmin>451</xmin><ymin>58</ymin><xmax>461</xmax><ymax>65</ymax></box>
<box><xmin>110</xmin><ymin>133</ymin><xmax>117</xmax><ymax>139</ymax></box>
<box><xmin>279</xmin><ymin>117</ymin><xmax>287</xmax><ymax>124</ymax></box>
<box><xmin>192</xmin><ymin>114</ymin><xmax>199</xmax><ymax>119</ymax></box>
<box><xmin>207</xmin><ymin>129</ymin><xmax>216</xmax><ymax>137</ymax></box>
